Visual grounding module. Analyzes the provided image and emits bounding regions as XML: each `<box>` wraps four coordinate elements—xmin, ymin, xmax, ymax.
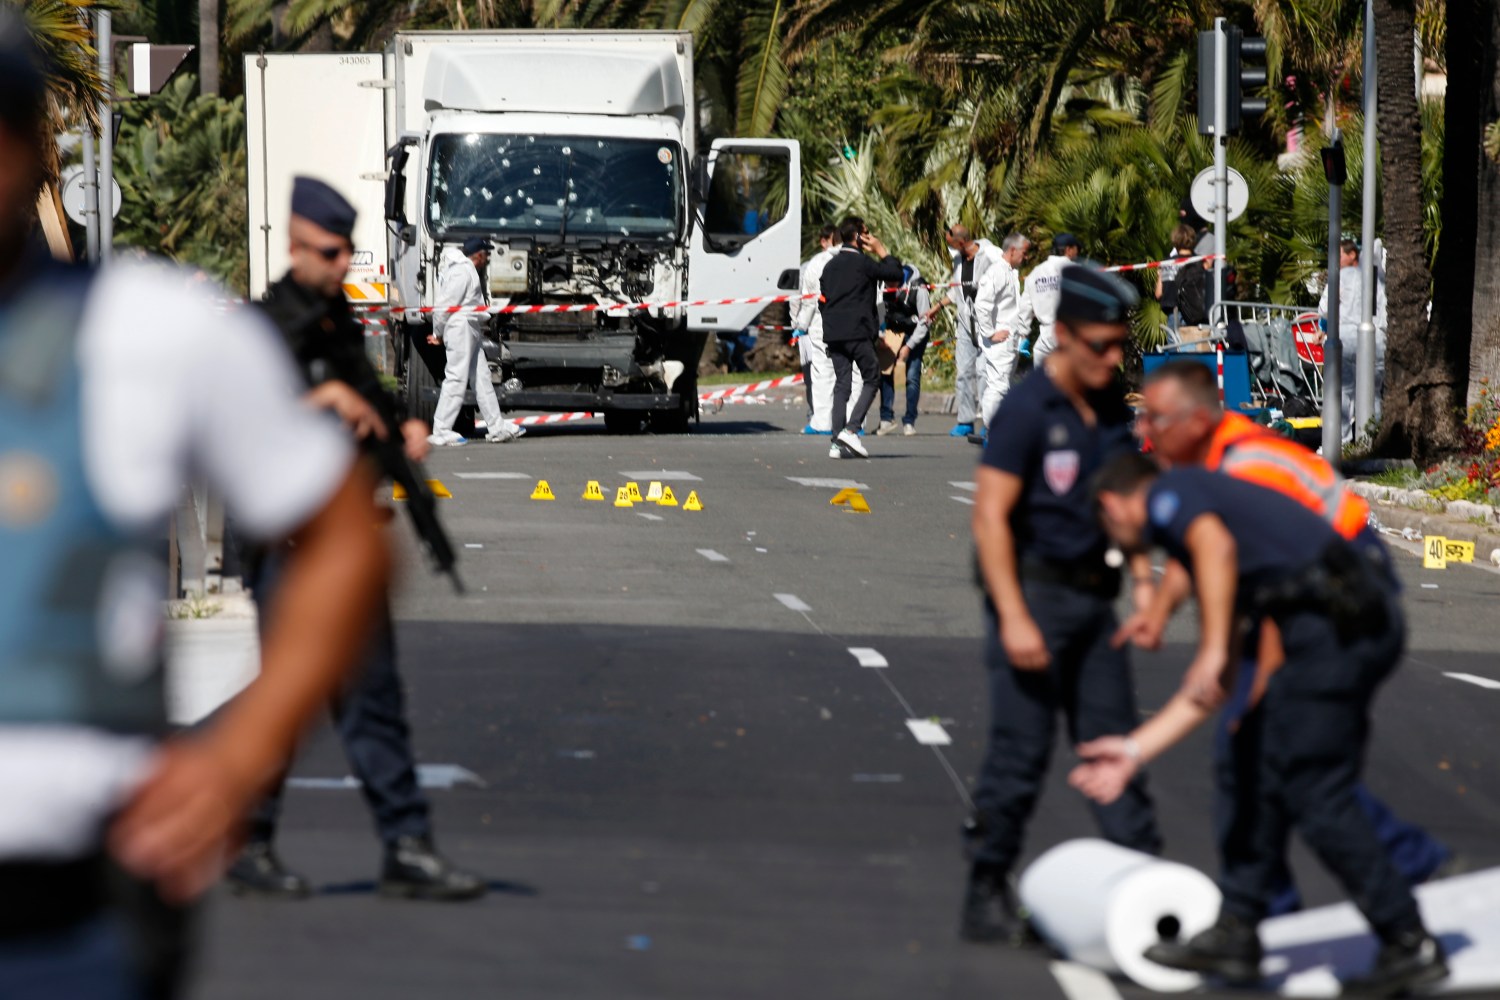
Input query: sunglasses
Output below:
<box><xmin>296</xmin><ymin>239</ymin><xmax>350</xmax><ymax>262</ymax></box>
<box><xmin>1078</xmin><ymin>335</ymin><xmax>1129</xmax><ymax>356</ymax></box>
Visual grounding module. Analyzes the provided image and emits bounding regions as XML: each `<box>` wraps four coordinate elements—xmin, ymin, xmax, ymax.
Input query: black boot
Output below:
<box><xmin>225</xmin><ymin>841</ymin><xmax>312</xmax><ymax>899</ymax></box>
<box><xmin>1144</xmin><ymin>911</ymin><xmax>1263</xmax><ymax>985</ymax></box>
<box><xmin>1342</xmin><ymin>926</ymin><xmax>1448</xmax><ymax>998</ymax></box>
<box><xmin>379</xmin><ymin>835</ymin><xmax>486</xmax><ymax>901</ymax></box>
<box><xmin>959</xmin><ymin>864</ymin><xmax>1032</xmax><ymax>945</ymax></box>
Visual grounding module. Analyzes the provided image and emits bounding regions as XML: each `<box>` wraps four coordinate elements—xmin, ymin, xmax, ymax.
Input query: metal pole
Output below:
<box><xmin>1355</xmin><ymin>0</ymin><xmax>1378</xmax><ymax>438</ymax></box>
<box><xmin>1323</xmin><ymin>137</ymin><xmax>1344</xmax><ymax>461</ymax></box>
<box><xmin>1212</xmin><ymin>18</ymin><xmax>1228</xmax><ymax>330</ymax></box>
<box><xmin>97</xmin><ymin>11</ymin><xmax>114</xmax><ymax>263</ymax></box>
<box><xmin>80</xmin><ymin>122</ymin><xmax>99</xmax><ymax>262</ymax></box>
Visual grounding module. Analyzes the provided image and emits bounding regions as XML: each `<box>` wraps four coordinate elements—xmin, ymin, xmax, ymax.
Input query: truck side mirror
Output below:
<box><xmin>385</xmin><ymin>137</ymin><xmax>416</xmax><ymax>223</ymax></box>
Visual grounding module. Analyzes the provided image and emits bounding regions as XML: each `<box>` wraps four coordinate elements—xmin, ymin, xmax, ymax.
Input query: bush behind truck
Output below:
<box><xmin>246</xmin><ymin>31</ymin><xmax>802</xmax><ymax>434</ymax></box>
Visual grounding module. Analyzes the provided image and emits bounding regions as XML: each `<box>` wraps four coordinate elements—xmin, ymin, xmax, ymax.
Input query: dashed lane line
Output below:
<box><xmin>950</xmin><ymin>481</ymin><xmax>977</xmax><ymax>491</ymax></box>
<box><xmin>1445</xmin><ymin>672</ymin><xmax>1500</xmax><ymax>690</ymax></box>
<box><xmin>637</xmin><ymin>512</ymin><xmax>664</xmax><ymax>522</ymax></box>
<box><xmin>951</xmin><ymin>495</ymin><xmax>976</xmax><ymax>506</ymax></box>
<box><xmin>620</xmin><ymin>470</ymin><xmax>701</xmax><ymax>481</ymax></box>
<box><xmin>697</xmin><ymin>549</ymin><xmax>730</xmax><ymax>563</ymax></box>
<box><xmin>453</xmin><ymin>472</ymin><xmax>532</xmax><ymax>479</ymax></box>
<box><xmin>786</xmin><ymin>476</ymin><xmax>869</xmax><ymax>489</ymax></box>
<box><xmin>905</xmin><ymin>719</ymin><xmax>952</xmax><ymax>746</ymax></box>
<box><xmin>774</xmin><ymin>593</ymin><xmax>812</xmax><ymax>612</ymax></box>
<box><xmin>1049</xmin><ymin>961</ymin><xmax>1125</xmax><ymax>1000</ymax></box>
<box><xmin>847</xmin><ymin>647</ymin><xmax>888</xmax><ymax>668</ymax></box>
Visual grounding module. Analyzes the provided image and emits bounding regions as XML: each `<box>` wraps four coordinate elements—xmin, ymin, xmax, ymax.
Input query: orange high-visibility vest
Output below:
<box><xmin>1203</xmin><ymin>413</ymin><xmax>1370</xmax><ymax>540</ymax></box>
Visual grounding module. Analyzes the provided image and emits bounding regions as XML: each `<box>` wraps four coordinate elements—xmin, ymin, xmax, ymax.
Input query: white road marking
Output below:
<box><xmin>289</xmin><ymin>764</ymin><xmax>485</xmax><ymax>790</ymax></box>
<box><xmin>1421</xmin><ymin>583</ymin><xmax>1439</xmax><ymax>589</ymax></box>
<box><xmin>785</xmin><ymin>476</ymin><xmax>869</xmax><ymax>489</ymax></box>
<box><xmin>950</xmin><ymin>481</ymin><xmax>977</xmax><ymax>491</ymax></box>
<box><xmin>637</xmin><ymin>512</ymin><xmax>664</xmax><ymax>522</ymax></box>
<box><xmin>1445</xmin><ymin>672</ymin><xmax>1500</xmax><ymax>690</ymax></box>
<box><xmin>951</xmin><ymin>495</ymin><xmax>976</xmax><ymax>506</ymax></box>
<box><xmin>453</xmin><ymin>472</ymin><xmax>532</xmax><ymax>479</ymax></box>
<box><xmin>775</xmin><ymin>593</ymin><xmax>812</xmax><ymax>612</ymax></box>
<box><xmin>697</xmin><ymin>549</ymin><xmax>730</xmax><ymax>563</ymax></box>
<box><xmin>1049</xmin><ymin>960</ymin><xmax>1125</xmax><ymax>1000</ymax></box>
<box><xmin>620</xmin><ymin>470</ymin><xmax>701</xmax><ymax>481</ymax></box>
<box><xmin>464</xmin><ymin>543</ymin><xmax>484</xmax><ymax>549</ymax></box>
<box><xmin>906</xmin><ymin>719</ymin><xmax>952</xmax><ymax>746</ymax></box>
<box><xmin>848</xmin><ymin>647</ymin><xmax>888</xmax><ymax>668</ymax></box>
<box><xmin>852</xmin><ymin>773</ymin><xmax>903</xmax><ymax>783</ymax></box>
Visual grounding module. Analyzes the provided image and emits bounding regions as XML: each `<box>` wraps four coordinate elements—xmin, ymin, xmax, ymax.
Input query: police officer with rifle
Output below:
<box><xmin>227</xmin><ymin>178</ymin><xmax>484</xmax><ymax>901</ymax></box>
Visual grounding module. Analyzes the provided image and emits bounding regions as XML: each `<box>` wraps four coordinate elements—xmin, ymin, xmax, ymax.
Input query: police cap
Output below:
<box><xmin>461</xmin><ymin>236</ymin><xmax>494</xmax><ymax>256</ymax></box>
<box><xmin>0</xmin><ymin>9</ymin><xmax>46</xmax><ymax>139</ymax></box>
<box><xmin>291</xmin><ymin>176</ymin><xmax>356</xmax><ymax>240</ymax></box>
<box><xmin>1052</xmin><ymin>232</ymin><xmax>1081</xmax><ymax>253</ymax></box>
<box><xmin>1058</xmin><ymin>262</ymin><xmax>1138</xmax><ymax>325</ymax></box>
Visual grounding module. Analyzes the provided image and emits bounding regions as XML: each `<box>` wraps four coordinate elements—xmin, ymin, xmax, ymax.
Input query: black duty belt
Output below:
<box><xmin>0</xmin><ymin>854</ymin><xmax>109</xmax><ymax>939</ymax></box>
<box><xmin>1020</xmin><ymin>558</ymin><xmax>1121</xmax><ymax>597</ymax></box>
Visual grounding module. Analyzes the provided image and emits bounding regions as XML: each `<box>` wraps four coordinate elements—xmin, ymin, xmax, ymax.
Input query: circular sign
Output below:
<box><xmin>1189</xmin><ymin>166</ymin><xmax>1249</xmax><ymax>224</ymax></box>
<box><xmin>60</xmin><ymin>165</ymin><xmax>123</xmax><ymax>224</ymax></box>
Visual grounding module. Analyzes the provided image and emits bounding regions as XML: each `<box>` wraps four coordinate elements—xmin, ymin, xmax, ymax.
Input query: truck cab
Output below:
<box><xmin>246</xmin><ymin>31</ymin><xmax>801</xmax><ymax>434</ymax></box>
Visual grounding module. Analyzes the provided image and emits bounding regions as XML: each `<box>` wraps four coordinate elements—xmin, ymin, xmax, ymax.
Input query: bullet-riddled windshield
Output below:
<box><xmin>427</xmin><ymin>133</ymin><xmax>683</xmax><ymax>241</ymax></box>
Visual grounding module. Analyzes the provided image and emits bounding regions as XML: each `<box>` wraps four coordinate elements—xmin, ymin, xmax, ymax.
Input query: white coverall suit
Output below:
<box><xmin>1024</xmin><ymin>253</ymin><xmax>1069</xmax><ymax>366</ymax></box>
<box><xmin>431</xmin><ymin>245</ymin><xmax>517</xmax><ymax>443</ymax></box>
<box><xmin>946</xmin><ymin>240</ymin><xmax>1004</xmax><ymax>429</ymax></box>
<box><xmin>791</xmin><ymin>247</ymin><xmax>846</xmax><ymax>432</ymax></box>
<box><xmin>974</xmin><ymin>256</ymin><xmax>1033</xmax><ymax>431</ymax></box>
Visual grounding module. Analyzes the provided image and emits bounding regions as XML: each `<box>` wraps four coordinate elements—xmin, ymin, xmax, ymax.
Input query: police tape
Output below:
<box><xmin>355</xmin><ymin>292</ymin><xmax>821</xmax><ymax>317</ymax></box>
<box><xmin>504</xmin><ymin>374</ymin><xmax>805</xmax><ymax>426</ymax></box>
<box><xmin>1104</xmin><ymin>253</ymin><xmax>1223</xmax><ymax>273</ymax></box>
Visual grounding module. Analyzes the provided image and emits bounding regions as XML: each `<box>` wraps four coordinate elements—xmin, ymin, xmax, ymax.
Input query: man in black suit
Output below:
<box><xmin>818</xmin><ymin>216</ymin><xmax>904</xmax><ymax>459</ymax></box>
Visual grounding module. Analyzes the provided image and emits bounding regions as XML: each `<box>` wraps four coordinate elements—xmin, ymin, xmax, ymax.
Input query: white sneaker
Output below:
<box><xmin>836</xmin><ymin>430</ymin><xmax>869</xmax><ymax>458</ymax></box>
<box><xmin>485</xmin><ymin>421</ymin><xmax>526</xmax><ymax>443</ymax></box>
<box><xmin>828</xmin><ymin>444</ymin><xmax>844</xmax><ymax>459</ymax></box>
<box><xmin>875</xmin><ymin>420</ymin><xmax>898</xmax><ymax>436</ymax></box>
<box><xmin>427</xmin><ymin>431</ymin><xmax>467</xmax><ymax>447</ymax></box>
<box><xmin>903</xmin><ymin>423</ymin><xmax>916</xmax><ymax>436</ymax></box>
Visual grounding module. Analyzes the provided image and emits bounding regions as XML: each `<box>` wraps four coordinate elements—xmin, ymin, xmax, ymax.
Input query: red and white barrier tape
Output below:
<box><xmin>698</xmin><ymin>372</ymin><xmax>804</xmax><ymax>402</ymax></box>
<box><xmin>502</xmin><ymin>373</ymin><xmax>805</xmax><ymax>426</ymax></box>
<box><xmin>359</xmin><ymin>292</ymin><xmax>820</xmax><ymax>317</ymax></box>
<box><xmin>1104</xmin><ymin>254</ymin><xmax>1222</xmax><ymax>274</ymax></box>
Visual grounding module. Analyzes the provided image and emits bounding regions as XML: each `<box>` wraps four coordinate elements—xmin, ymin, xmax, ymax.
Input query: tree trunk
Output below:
<box><xmin>198</xmin><ymin>0</ymin><xmax>219</xmax><ymax>96</ymax></box>
<box><xmin>1468</xmin><ymin>0</ymin><xmax>1500</xmax><ymax>396</ymax></box>
<box><xmin>1371</xmin><ymin>0</ymin><xmax>1461</xmax><ymax>461</ymax></box>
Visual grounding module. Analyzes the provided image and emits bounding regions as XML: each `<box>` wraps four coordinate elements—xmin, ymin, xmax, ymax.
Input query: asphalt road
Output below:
<box><xmin>191</xmin><ymin>389</ymin><xmax>1500</xmax><ymax>1000</ymax></box>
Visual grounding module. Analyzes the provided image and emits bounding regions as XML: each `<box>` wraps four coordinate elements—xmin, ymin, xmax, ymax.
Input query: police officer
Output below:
<box><xmin>1124</xmin><ymin>360</ymin><xmax>1453</xmax><ymax>915</ymax></box>
<box><xmin>965</xmin><ymin>263</ymin><xmax>1162</xmax><ymax>943</ymax></box>
<box><xmin>227</xmin><ymin>178</ymin><xmax>484</xmax><ymax>902</ymax></box>
<box><xmin>1081</xmin><ymin>454</ymin><xmax>1447</xmax><ymax>996</ymax></box>
<box><xmin>0</xmin><ymin>19</ymin><xmax>389</xmax><ymax>996</ymax></box>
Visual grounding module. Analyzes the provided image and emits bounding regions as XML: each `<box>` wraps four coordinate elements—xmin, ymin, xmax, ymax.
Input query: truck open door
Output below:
<box><xmin>245</xmin><ymin>53</ymin><xmax>389</xmax><ymax>303</ymax></box>
<box><xmin>687</xmin><ymin>139</ymin><xmax>801</xmax><ymax>333</ymax></box>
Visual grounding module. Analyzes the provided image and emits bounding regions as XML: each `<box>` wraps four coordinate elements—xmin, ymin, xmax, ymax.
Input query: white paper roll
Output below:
<box><xmin>1019</xmin><ymin>839</ymin><xmax>1223</xmax><ymax>993</ymax></box>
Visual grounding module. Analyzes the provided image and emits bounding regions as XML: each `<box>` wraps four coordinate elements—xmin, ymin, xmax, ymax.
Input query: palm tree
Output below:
<box><xmin>1464</xmin><ymin>0</ymin><xmax>1500</xmax><ymax>398</ymax></box>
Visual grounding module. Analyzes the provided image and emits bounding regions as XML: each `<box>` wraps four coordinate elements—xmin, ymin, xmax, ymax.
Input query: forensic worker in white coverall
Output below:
<box><xmin>427</xmin><ymin>236</ymin><xmax>522</xmax><ymax>445</ymax></box>
<box><xmin>931</xmin><ymin>225</ymin><xmax>1005</xmax><ymax>438</ymax></box>
<box><xmin>974</xmin><ymin>233</ymin><xmax>1033</xmax><ymax>438</ymax></box>
<box><xmin>791</xmin><ymin>224</ymin><xmax>839</xmax><ymax>434</ymax></box>
<box><xmin>1025</xmin><ymin>233</ymin><xmax>1081</xmax><ymax>367</ymax></box>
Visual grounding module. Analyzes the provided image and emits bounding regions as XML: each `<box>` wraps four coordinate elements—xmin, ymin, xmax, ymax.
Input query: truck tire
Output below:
<box><xmin>647</xmin><ymin>377</ymin><xmax>698</xmax><ymax>434</ymax></box>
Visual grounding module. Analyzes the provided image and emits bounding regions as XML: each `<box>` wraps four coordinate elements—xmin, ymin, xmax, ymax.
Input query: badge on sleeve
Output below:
<box><xmin>1150</xmin><ymin>489</ymin><xmax>1181</xmax><ymax>527</ymax></box>
<box><xmin>1043</xmin><ymin>450</ymin><xmax>1080</xmax><ymax>495</ymax></box>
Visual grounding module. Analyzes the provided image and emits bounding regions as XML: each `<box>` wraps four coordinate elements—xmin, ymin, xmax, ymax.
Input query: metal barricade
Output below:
<box><xmin>1211</xmin><ymin>301</ymin><xmax>1324</xmax><ymax>405</ymax></box>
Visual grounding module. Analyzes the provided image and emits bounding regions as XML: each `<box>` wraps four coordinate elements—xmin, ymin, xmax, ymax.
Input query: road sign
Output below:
<box><xmin>1190</xmin><ymin>166</ymin><xmax>1249</xmax><ymax>224</ymax></box>
<box><xmin>59</xmin><ymin>165</ymin><xmax>121</xmax><ymax>224</ymax></box>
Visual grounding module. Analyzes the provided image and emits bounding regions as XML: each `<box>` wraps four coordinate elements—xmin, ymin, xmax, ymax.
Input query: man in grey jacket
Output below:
<box><xmin>427</xmin><ymin>237</ymin><xmax>521</xmax><ymax>445</ymax></box>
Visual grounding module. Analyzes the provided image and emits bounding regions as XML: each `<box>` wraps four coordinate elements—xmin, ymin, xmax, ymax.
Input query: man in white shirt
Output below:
<box><xmin>1024</xmin><ymin>233</ymin><xmax>1081</xmax><ymax>366</ymax></box>
<box><xmin>791</xmin><ymin>224</ymin><xmax>838</xmax><ymax>433</ymax></box>
<box><xmin>427</xmin><ymin>237</ymin><xmax>521</xmax><ymax>445</ymax></box>
<box><xmin>1318</xmin><ymin>238</ymin><xmax>1386</xmax><ymax>443</ymax></box>
<box><xmin>927</xmin><ymin>226</ymin><xmax>1004</xmax><ymax>438</ymax></box>
<box><xmin>974</xmin><ymin>233</ymin><xmax>1034</xmax><ymax>437</ymax></box>
<box><xmin>0</xmin><ymin>19</ymin><xmax>387</xmax><ymax>994</ymax></box>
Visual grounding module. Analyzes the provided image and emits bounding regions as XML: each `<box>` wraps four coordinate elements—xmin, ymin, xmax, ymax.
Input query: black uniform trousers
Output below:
<box><xmin>1217</xmin><ymin>587</ymin><xmax>1422</xmax><ymax>938</ymax></box>
<box><xmin>969</xmin><ymin>581</ymin><xmax>1162</xmax><ymax>871</ymax></box>
<box><xmin>829</xmin><ymin>338</ymin><xmax>880</xmax><ymax>438</ymax></box>
<box><xmin>245</xmin><ymin>549</ymin><xmax>430</xmax><ymax>847</ymax></box>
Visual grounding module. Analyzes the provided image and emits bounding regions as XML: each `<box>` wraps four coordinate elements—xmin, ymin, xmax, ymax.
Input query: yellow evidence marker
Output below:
<box><xmin>657</xmin><ymin>485</ymin><xmax>678</xmax><ymax>507</ymax></box>
<box><xmin>393</xmin><ymin>479</ymin><xmax>452</xmax><ymax>501</ymax></box>
<box><xmin>582</xmin><ymin>480</ymin><xmax>605</xmax><ymax>501</ymax></box>
<box><xmin>613</xmin><ymin>486</ymin><xmax>635</xmax><ymax>508</ymax></box>
<box><xmin>1423</xmin><ymin>536</ymin><xmax>1448</xmax><ymax>570</ymax></box>
<box><xmin>645</xmin><ymin>481</ymin><xmax>664</xmax><ymax>502</ymax></box>
<box><xmin>1444</xmin><ymin>539</ymin><xmax>1475</xmax><ymax>564</ymax></box>
<box><xmin>829</xmin><ymin>488</ymin><xmax>858</xmax><ymax>506</ymax></box>
<box><xmin>530</xmin><ymin>480</ymin><xmax>556</xmax><ymax>501</ymax></box>
<box><xmin>842</xmin><ymin>492</ymin><xmax>871</xmax><ymax>514</ymax></box>
<box><xmin>682</xmin><ymin>490</ymin><xmax>704</xmax><ymax>512</ymax></box>
<box><xmin>626</xmin><ymin>482</ymin><xmax>644</xmax><ymax>502</ymax></box>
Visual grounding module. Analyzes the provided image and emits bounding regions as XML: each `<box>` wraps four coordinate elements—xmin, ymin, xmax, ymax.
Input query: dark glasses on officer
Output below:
<box><xmin>1078</xmin><ymin>334</ymin><xmax>1129</xmax><ymax>356</ymax></box>
<box><xmin>295</xmin><ymin>238</ymin><xmax>350</xmax><ymax>261</ymax></box>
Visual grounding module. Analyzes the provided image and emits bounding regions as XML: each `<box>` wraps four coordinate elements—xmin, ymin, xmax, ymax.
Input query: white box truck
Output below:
<box><xmin>246</xmin><ymin>31</ymin><xmax>802</xmax><ymax>433</ymax></box>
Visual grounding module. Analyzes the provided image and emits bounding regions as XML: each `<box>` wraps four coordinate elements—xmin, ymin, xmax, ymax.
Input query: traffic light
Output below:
<box><xmin>1197</xmin><ymin>25</ymin><xmax>1269</xmax><ymax>135</ymax></box>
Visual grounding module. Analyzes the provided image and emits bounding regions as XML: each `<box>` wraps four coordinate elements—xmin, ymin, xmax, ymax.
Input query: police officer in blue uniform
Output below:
<box><xmin>964</xmin><ymin>264</ymin><xmax>1162</xmax><ymax>942</ymax></box>
<box><xmin>1084</xmin><ymin>456</ymin><xmax>1448</xmax><ymax>996</ymax></box>
<box><xmin>227</xmin><ymin>178</ymin><xmax>484</xmax><ymax>902</ymax></box>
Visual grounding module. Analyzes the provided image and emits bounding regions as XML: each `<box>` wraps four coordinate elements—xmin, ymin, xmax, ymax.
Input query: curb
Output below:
<box><xmin>1350</xmin><ymin>482</ymin><xmax>1500</xmax><ymax>560</ymax></box>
